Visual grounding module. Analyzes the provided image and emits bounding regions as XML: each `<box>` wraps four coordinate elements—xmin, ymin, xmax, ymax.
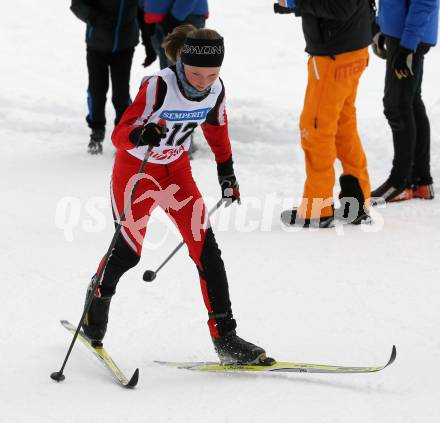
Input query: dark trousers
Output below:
<box><xmin>86</xmin><ymin>47</ymin><xmax>134</xmax><ymax>131</ymax></box>
<box><xmin>383</xmin><ymin>37</ymin><xmax>432</xmax><ymax>188</ymax></box>
<box><xmin>152</xmin><ymin>15</ymin><xmax>206</xmax><ymax>69</ymax></box>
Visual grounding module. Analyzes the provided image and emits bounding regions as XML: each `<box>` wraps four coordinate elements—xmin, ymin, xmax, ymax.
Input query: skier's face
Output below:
<box><xmin>183</xmin><ymin>65</ymin><xmax>221</xmax><ymax>92</ymax></box>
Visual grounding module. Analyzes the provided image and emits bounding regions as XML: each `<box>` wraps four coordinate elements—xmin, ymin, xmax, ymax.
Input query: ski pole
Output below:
<box><xmin>51</xmin><ymin>122</ymin><xmax>166</xmax><ymax>383</ymax></box>
<box><xmin>142</xmin><ymin>199</ymin><xmax>224</xmax><ymax>282</ymax></box>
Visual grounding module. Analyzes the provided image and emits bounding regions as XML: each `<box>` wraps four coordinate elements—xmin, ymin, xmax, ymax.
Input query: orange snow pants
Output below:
<box><xmin>298</xmin><ymin>48</ymin><xmax>371</xmax><ymax>219</ymax></box>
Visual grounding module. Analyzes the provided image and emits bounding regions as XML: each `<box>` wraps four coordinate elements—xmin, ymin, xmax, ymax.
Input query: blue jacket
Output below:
<box><xmin>377</xmin><ymin>0</ymin><xmax>439</xmax><ymax>50</ymax></box>
<box><xmin>143</xmin><ymin>0</ymin><xmax>208</xmax><ymax>23</ymax></box>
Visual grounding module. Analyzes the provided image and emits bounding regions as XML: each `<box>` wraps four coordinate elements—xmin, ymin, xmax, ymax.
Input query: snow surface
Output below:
<box><xmin>2</xmin><ymin>1</ymin><xmax>440</xmax><ymax>422</ymax></box>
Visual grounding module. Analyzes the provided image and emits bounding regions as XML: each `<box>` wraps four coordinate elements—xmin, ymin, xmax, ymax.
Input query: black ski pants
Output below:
<box><xmin>383</xmin><ymin>37</ymin><xmax>432</xmax><ymax>188</ymax></box>
<box><xmin>86</xmin><ymin>47</ymin><xmax>134</xmax><ymax>131</ymax></box>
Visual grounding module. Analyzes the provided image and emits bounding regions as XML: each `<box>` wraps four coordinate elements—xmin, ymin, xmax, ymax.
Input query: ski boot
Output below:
<box><xmin>371</xmin><ymin>180</ymin><xmax>411</xmax><ymax>204</ymax></box>
<box><xmin>413</xmin><ymin>183</ymin><xmax>434</xmax><ymax>200</ymax></box>
<box><xmin>212</xmin><ymin>331</ymin><xmax>275</xmax><ymax>365</ymax></box>
<box><xmin>280</xmin><ymin>208</ymin><xmax>335</xmax><ymax>228</ymax></box>
<box><xmin>87</xmin><ymin>128</ymin><xmax>105</xmax><ymax>155</ymax></box>
<box><xmin>82</xmin><ymin>280</ymin><xmax>112</xmax><ymax>347</ymax></box>
<box><xmin>388</xmin><ymin>188</ymin><xmax>413</xmax><ymax>202</ymax></box>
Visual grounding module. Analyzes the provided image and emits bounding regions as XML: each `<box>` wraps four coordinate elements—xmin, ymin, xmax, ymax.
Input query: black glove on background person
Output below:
<box><xmin>393</xmin><ymin>46</ymin><xmax>414</xmax><ymax>79</ymax></box>
<box><xmin>137</xmin><ymin>9</ymin><xmax>157</xmax><ymax>68</ymax></box>
<box><xmin>217</xmin><ymin>158</ymin><xmax>241</xmax><ymax>207</ymax></box>
<box><xmin>142</xmin><ymin>34</ymin><xmax>157</xmax><ymax>68</ymax></box>
<box><xmin>161</xmin><ymin>13</ymin><xmax>183</xmax><ymax>36</ymax></box>
<box><xmin>142</xmin><ymin>43</ymin><xmax>157</xmax><ymax>68</ymax></box>
<box><xmin>372</xmin><ymin>32</ymin><xmax>387</xmax><ymax>59</ymax></box>
<box><xmin>130</xmin><ymin>122</ymin><xmax>167</xmax><ymax>147</ymax></box>
<box><xmin>371</xmin><ymin>21</ymin><xmax>387</xmax><ymax>59</ymax></box>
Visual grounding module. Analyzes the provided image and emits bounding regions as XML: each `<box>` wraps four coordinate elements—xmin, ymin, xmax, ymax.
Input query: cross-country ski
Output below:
<box><xmin>155</xmin><ymin>345</ymin><xmax>396</xmax><ymax>374</ymax></box>
<box><xmin>61</xmin><ymin>320</ymin><xmax>139</xmax><ymax>388</ymax></box>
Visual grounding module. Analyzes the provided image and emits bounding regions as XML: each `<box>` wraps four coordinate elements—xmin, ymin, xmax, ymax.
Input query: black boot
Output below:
<box><xmin>371</xmin><ymin>179</ymin><xmax>410</xmax><ymax>205</ymax></box>
<box><xmin>337</xmin><ymin>175</ymin><xmax>371</xmax><ymax>224</ymax></box>
<box><xmin>82</xmin><ymin>282</ymin><xmax>112</xmax><ymax>347</ymax></box>
<box><xmin>280</xmin><ymin>208</ymin><xmax>334</xmax><ymax>228</ymax></box>
<box><xmin>88</xmin><ymin>128</ymin><xmax>105</xmax><ymax>155</ymax></box>
<box><xmin>212</xmin><ymin>331</ymin><xmax>274</xmax><ymax>365</ymax></box>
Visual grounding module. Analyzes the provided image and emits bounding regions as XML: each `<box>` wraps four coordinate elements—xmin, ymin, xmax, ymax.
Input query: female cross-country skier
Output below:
<box><xmin>82</xmin><ymin>25</ymin><xmax>273</xmax><ymax>365</ymax></box>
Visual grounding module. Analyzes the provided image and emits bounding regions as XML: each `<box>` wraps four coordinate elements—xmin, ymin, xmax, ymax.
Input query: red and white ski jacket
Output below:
<box><xmin>112</xmin><ymin>66</ymin><xmax>232</xmax><ymax>166</ymax></box>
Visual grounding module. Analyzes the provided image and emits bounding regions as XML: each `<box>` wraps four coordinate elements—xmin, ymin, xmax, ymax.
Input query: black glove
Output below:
<box><xmin>131</xmin><ymin>122</ymin><xmax>167</xmax><ymax>147</ymax></box>
<box><xmin>142</xmin><ymin>38</ymin><xmax>157</xmax><ymax>68</ymax></box>
<box><xmin>217</xmin><ymin>159</ymin><xmax>241</xmax><ymax>207</ymax></box>
<box><xmin>137</xmin><ymin>11</ymin><xmax>157</xmax><ymax>68</ymax></box>
<box><xmin>372</xmin><ymin>31</ymin><xmax>387</xmax><ymax>59</ymax></box>
<box><xmin>393</xmin><ymin>46</ymin><xmax>414</xmax><ymax>79</ymax></box>
<box><xmin>161</xmin><ymin>13</ymin><xmax>183</xmax><ymax>36</ymax></box>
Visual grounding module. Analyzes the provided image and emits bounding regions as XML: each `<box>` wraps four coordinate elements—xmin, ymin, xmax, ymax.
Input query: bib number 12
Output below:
<box><xmin>165</xmin><ymin>122</ymin><xmax>198</xmax><ymax>147</ymax></box>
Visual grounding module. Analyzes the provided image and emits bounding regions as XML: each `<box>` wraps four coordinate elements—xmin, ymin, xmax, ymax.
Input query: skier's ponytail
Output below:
<box><xmin>163</xmin><ymin>25</ymin><xmax>223</xmax><ymax>64</ymax></box>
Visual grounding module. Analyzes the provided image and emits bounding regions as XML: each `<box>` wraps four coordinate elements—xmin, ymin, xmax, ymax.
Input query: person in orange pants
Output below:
<box><xmin>275</xmin><ymin>0</ymin><xmax>374</xmax><ymax>227</ymax></box>
<box><xmin>298</xmin><ymin>50</ymin><xmax>371</xmax><ymax>222</ymax></box>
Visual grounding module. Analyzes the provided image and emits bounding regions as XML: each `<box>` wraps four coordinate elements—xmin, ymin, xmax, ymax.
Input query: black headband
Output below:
<box><xmin>181</xmin><ymin>37</ymin><xmax>225</xmax><ymax>67</ymax></box>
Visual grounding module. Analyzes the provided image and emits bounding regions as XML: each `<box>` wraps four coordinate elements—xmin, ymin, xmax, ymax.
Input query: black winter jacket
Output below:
<box><xmin>71</xmin><ymin>0</ymin><xmax>139</xmax><ymax>53</ymax></box>
<box><xmin>295</xmin><ymin>0</ymin><xmax>373</xmax><ymax>56</ymax></box>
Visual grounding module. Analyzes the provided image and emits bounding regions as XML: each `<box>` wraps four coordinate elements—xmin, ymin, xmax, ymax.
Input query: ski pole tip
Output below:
<box><xmin>50</xmin><ymin>371</ymin><xmax>66</xmax><ymax>382</ymax></box>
